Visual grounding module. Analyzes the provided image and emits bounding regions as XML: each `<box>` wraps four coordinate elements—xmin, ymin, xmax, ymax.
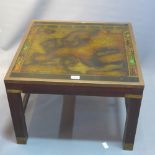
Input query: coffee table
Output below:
<box><xmin>4</xmin><ymin>20</ymin><xmax>144</xmax><ymax>150</ymax></box>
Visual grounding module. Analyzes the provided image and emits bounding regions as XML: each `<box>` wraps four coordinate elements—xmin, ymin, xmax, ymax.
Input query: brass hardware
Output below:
<box><xmin>125</xmin><ymin>94</ymin><xmax>142</xmax><ymax>99</ymax></box>
<box><xmin>16</xmin><ymin>137</ymin><xmax>27</xmax><ymax>144</ymax></box>
<box><xmin>7</xmin><ymin>89</ymin><xmax>22</xmax><ymax>93</ymax></box>
<box><xmin>123</xmin><ymin>143</ymin><xmax>133</xmax><ymax>150</ymax></box>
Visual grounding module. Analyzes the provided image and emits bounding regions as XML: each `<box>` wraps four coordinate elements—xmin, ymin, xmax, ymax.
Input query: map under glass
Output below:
<box><xmin>10</xmin><ymin>22</ymin><xmax>139</xmax><ymax>82</ymax></box>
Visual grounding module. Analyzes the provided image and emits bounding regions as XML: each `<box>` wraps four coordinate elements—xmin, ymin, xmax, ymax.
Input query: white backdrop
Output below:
<box><xmin>0</xmin><ymin>0</ymin><xmax>155</xmax><ymax>155</ymax></box>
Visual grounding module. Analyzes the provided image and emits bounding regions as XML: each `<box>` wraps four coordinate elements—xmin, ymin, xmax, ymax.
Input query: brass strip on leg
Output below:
<box><xmin>16</xmin><ymin>137</ymin><xmax>27</xmax><ymax>144</ymax></box>
<box><xmin>123</xmin><ymin>143</ymin><xmax>133</xmax><ymax>150</ymax></box>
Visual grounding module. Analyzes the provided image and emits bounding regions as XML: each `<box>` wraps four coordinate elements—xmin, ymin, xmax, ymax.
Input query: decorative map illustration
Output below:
<box><xmin>10</xmin><ymin>22</ymin><xmax>138</xmax><ymax>82</ymax></box>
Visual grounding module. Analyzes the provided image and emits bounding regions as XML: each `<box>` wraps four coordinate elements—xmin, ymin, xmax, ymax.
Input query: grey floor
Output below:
<box><xmin>0</xmin><ymin>0</ymin><xmax>155</xmax><ymax>154</ymax></box>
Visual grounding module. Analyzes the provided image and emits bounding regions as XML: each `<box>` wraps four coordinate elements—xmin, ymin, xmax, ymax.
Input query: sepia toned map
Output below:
<box><xmin>10</xmin><ymin>22</ymin><xmax>138</xmax><ymax>82</ymax></box>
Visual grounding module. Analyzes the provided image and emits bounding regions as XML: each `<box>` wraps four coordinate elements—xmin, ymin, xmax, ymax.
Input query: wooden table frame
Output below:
<box><xmin>5</xmin><ymin>80</ymin><xmax>144</xmax><ymax>150</ymax></box>
<box><xmin>4</xmin><ymin>21</ymin><xmax>144</xmax><ymax>150</ymax></box>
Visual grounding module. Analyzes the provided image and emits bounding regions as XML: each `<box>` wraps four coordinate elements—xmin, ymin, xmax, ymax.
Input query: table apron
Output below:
<box><xmin>5</xmin><ymin>82</ymin><xmax>143</xmax><ymax>97</ymax></box>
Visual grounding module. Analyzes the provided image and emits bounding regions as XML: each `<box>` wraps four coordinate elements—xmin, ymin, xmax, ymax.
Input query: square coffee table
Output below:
<box><xmin>4</xmin><ymin>20</ymin><xmax>144</xmax><ymax>150</ymax></box>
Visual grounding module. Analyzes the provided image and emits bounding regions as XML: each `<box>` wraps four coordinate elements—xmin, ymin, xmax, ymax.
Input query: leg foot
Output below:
<box><xmin>123</xmin><ymin>143</ymin><xmax>133</xmax><ymax>150</ymax></box>
<box><xmin>17</xmin><ymin>137</ymin><xmax>27</xmax><ymax>144</ymax></box>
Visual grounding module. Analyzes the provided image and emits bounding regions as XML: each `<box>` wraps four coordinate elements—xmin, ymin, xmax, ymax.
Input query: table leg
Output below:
<box><xmin>59</xmin><ymin>95</ymin><xmax>75</xmax><ymax>138</ymax></box>
<box><xmin>7</xmin><ymin>92</ymin><xmax>28</xmax><ymax>144</ymax></box>
<box><xmin>123</xmin><ymin>95</ymin><xmax>142</xmax><ymax>150</ymax></box>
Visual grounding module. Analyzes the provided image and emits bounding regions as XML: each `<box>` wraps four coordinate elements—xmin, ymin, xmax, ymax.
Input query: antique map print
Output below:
<box><xmin>10</xmin><ymin>22</ymin><xmax>139</xmax><ymax>82</ymax></box>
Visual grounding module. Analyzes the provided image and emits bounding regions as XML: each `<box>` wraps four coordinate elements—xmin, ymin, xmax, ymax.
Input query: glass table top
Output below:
<box><xmin>10</xmin><ymin>21</ymin><xmax>139</xmax><ymax>82</ymax></box>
